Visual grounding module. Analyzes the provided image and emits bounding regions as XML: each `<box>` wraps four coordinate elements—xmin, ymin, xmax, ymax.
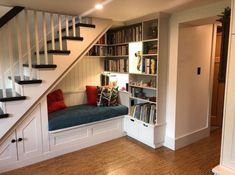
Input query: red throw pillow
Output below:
<box><xmin>47</xmin><ymin>89</ymin><xmax>67</xmax><ymax>113</ymax></box>
<box><xmin>86</xmin><ymin>86</ymin><xmax>97</xmax><ymax>105</ymax></box>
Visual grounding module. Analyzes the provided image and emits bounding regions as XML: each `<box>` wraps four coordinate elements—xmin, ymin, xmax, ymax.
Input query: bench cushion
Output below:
<box><xmin>48</xmin><ymin>104</ymin><xmax>128</xmax><ymax>131</ymax></box>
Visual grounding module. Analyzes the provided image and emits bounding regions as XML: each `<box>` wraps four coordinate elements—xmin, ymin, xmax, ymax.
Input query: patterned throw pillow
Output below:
<box><xmin>97</xmin><ymin>86</ymin><xmax>119</xmax><ymax>107</ymax></box>
<box><xmin>110</xmin><ymin>87</ymin><xmax>119</xmax><ymax>106</ymax></box>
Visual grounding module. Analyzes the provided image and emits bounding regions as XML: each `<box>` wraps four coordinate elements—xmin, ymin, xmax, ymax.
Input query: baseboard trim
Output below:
<box><xmin>175</xmin><ymin>127</ymin><xmax>210</xmax><ymax>150</ymax></box>
<box><xmin>163</xmin><ymin>136</ymin><xmax>175</xmax><ymax>150</ymax></box>
<box><xmin>213</xmin><ymin>165</ymin><xmax>235</xmax><ymax>175</ymax></box>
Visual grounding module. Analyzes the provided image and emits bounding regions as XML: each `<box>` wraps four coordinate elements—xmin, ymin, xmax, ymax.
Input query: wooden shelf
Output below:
<box><xmin>142</xmin><ymin>54</ymin><xmax>158</xmax><ymax>56</ymax></box>
<box><xmin>130</xmin><ymin>96</ymin><xmax>157</xmax><ymax>104</ymax></box>
<box><xmin>94</xmin><ymin>44</ymin><xmax>108</xmax><ymax>46</ymax></box>
<box><xmin>143</xmin><ymin>38</ymin><xmax>158</xmax><ymax>42</ymax></box>
<box><xmin>103</xmin><ymin>71</ymin><xmax>129</xmax><ymax>74</ymax></box>
<box><xmin>129</xmin><ymin>85</ymin><xmax>156</xmax><ymax>90</ymax></box>
<box><xmin>108</xmin><ymin>42</ymin><xmax>129</xmax><ymax>46</ymax></box>
<box><xmin>85</xmin><ymin>55</ymin><xmax>107</xmax><ymax>58</ymax></box>
<box><xmin>106</xmin><ymin>55</ymin><xmax>129</xmax><ymax>58</ymax></box>
<box><xmin>129</xmin><ymin>73</ymin><xmax>157</xmax><ymax>77</ymax></box>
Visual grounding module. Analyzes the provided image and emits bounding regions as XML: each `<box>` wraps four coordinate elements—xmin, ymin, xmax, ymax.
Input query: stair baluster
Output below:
<box><xmin>7</xmin><ymin>22</ymin><xmax>16</xmax><ymax>97</ymax></box>
<box><xmin>34</xmin><ymin>11</ymin><xmax>40</xmax><ymax>65</ymax></box>
<box><xmin>25</xmin><ymin>10</ymin><xmax>32</xmax><ymax>80</ymax></box>
<box><xmin>50</xmin><ymin>13</ymin><xmax>55</xmax><ymax>50</ymax></box>
<box><xmin>43</xmin><ymin>12</ymin><xmax>48</xmax><ymax>64</ymax></box>
<box><xmin>58</xmin><ymin>14</ymin><xmax>63</xmax><ymax>50</ymax></box>
<box><xmin>15</xmin><ymin>15</ymin><xmax>24</xmax><ymax>81</ymax></box>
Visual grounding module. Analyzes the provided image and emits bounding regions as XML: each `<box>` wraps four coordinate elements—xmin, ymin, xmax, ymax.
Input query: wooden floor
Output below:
<box><xmin>2</xmin><ymin>129</ymin><xmax>221</xmax><ymax>175</ymax></box>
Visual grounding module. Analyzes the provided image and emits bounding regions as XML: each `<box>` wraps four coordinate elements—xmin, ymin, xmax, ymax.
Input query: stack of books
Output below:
<box><xmin>107</xmin><ymin>45</ymin><xmax>128</xmax><ymax>56</ymax></box>
<box><xmin>107</xmin><ymin>24</ymin><xmax>142</xmax><ymax>44</ymax></box>
<box><xmin>129</xmin><ymin>103</ymin><xmax>156</xmax><ymax>124</ymax></box>
<box><xmin>104</xmin><ymin>59</ymin><xmax>128</xmax><ymax>73</ymax></box>
<box><xmin>142</xmin><ymin>58</ymin><xmax>157</xmax><ymax>74</ymax></box>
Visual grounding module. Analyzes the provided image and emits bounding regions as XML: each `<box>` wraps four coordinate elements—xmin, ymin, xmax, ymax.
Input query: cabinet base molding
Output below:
<box><xmin>213</xmin><ymin>165</ymin><xmax>235</xmax><ymax>175</ymax></box>
<box><xmin>0</xmin><ymin>117</ymin><xmax>125</xmax><ymax>173</ymax></box>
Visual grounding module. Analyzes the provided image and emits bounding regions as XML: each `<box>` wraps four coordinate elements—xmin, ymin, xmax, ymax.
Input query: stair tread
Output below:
<box><xmin>47</xmin><ymin>36</ymin><xmax>83</xmax><ymax>44</ymax></box>
<box><xmin>61</xmin><ymin>23</ymin><xmax>96</xmax><ymax>33</ymax></box>
<box><xmin>23</xmin><ymin>64</ymin><xmax>57</xmax><ymax>69</ymax></box>
<box><xmin>37</xmin><ymin>50</ymin><xmax>71</xmax><ymax>55</ymax></box>
<box><xmin>0</xmin><ymin>89</ymin><xmax>26</xmax><ymax>102</ymax></box>
<box><xmin>8</xmin><ymin>76</ymin><xmax>42</xmax><ymax>85</ymax></box>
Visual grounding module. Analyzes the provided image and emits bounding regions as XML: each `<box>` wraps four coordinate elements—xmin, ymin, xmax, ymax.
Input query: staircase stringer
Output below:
<box><xmin>0</xmin><ymin>18</ymin><xmax>113</xmax><ymax>144</ymax></box>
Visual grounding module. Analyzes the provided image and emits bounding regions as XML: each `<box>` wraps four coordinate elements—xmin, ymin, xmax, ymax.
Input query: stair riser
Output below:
<box><xmin>32</xmin><ymin>54</ymin><xmax>54</xmax><ymax>65</ymax></box>
<box><xmin>61</xmin><ymin>27</ymin><xmax>81</xmax><ymax>38</ymax></box>
<box><xmin>47</xmin><ymin>40</ymin><xmax>68</xmax><ymax>51</ymax></box>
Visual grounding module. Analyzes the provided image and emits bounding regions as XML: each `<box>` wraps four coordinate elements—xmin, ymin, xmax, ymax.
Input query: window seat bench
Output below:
<box><xmin>48</xmin><ymin>104</ymin><xmax>128</xmax><ymax>131</ymax></box>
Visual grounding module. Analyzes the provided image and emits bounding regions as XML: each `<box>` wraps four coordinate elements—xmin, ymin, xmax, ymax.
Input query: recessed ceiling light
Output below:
<box><xmin>95</xmin><ymin>3</ymin><xmax>103</xmax><ymax>10</ymax></box>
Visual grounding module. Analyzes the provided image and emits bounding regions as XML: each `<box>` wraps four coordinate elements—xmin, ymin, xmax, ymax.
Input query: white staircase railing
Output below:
<box><xmin>0</xmin><ymin>8</ymin><xmax>92</xmax><ymax>105</ymax></box>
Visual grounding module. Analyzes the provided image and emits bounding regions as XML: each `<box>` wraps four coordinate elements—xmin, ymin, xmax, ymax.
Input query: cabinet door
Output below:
<box><xmin>17</xmin><ymin>105</ymin><xmax>43</xmax><ymax>161</ymax></box>
<box><xmin>0</xmin><ymin>133</ymin><xmax>18</xmax><ymax>169</ymax></box>
<box><xmin>221</xmin><ymin>35</ymin><xmax>235</xmax><ymax>170</ymax></box>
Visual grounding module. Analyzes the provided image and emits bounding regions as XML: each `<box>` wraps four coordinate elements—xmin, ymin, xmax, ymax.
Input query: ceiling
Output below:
<box><xmin>0</xmin><ymin>0</ymin><xmax>225</xmax><ymax>22</ymax></box>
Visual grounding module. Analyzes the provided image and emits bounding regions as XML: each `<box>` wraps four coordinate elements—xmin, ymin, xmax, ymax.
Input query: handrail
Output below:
<box><xmin>0</xmin><ymin>6</ymin><xmax>24</xmax><ymax>28</ymax></box>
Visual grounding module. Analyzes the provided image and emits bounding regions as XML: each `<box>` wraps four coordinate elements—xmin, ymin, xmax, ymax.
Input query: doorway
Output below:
<box><xmin>210</xmin><ymin>27</ymin><xmax>225</xmax><ymax>130</ymax></box>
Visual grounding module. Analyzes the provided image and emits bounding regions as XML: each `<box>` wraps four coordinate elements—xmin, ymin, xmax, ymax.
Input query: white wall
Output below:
<box><xmin>165</xmin><ymin>0</ymin><xmax>230</xmax><ymax>150</ymax></box>
<box><xmin>56</xmin><ymin>56</ymin><xmax>104</xmax><ymax>106</ymax></box>
<box><xmin>175</xmin><ymin>24</ymin><xmax>214</xmax><ymax>149</ymax></box>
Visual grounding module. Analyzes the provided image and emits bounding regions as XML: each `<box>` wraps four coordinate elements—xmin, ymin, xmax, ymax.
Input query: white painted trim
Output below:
<box><xmin>163</xmin><ymin>136</ymin><xmax>175</xmax><ymax>150</ymax></box>
<box><xmin>213</xmin><ymin>165</ymin><xmax>235</xmax><ymax>175</ymax></box>
<box><xmin>49</xmin><ymin>116</ymin><xmax>124</xmax><ymax>134</ymax></box>
<box><xmin>0</xmin><ymin>117</ymin><xmax>125</xmax><ymax>173</ymax></box>
<box><xmin>175</xmin><ymin>127</ymin><xmax>210</xmax><ymax>150</ymax></box>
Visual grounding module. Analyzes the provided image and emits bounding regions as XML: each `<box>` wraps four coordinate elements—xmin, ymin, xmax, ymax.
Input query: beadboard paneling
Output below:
<box><xmin>56</xmin><ymin>56</ymin><xmax>104</xmax><ymax>93</ymax></box>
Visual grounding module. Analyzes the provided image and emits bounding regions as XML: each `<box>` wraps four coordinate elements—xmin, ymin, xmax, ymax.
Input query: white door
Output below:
<box><xmin>0</xmin><ymin>132</ymin><xmax>18</xmax><ymax>169</ymax></box>
<box><xmin>17</xmin><ymin>105</ymin><xmax>43</xmax><ymax>160</ymax></box>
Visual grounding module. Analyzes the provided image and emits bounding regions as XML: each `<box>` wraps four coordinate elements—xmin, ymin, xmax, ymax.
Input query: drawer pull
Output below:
<box><xmin>11</xmin><ymin>139</ymin><xmax>16</xmax><ymax>143</ymax></box>
<box><xmin>130</xmin><ymin>119</ymin><xmax>135</xmax><ymax>122</ymax></box>
<box><xmin>143</xmin><ymin>124</ymin><xmax>148</xmax><ymax>127</ymax></box>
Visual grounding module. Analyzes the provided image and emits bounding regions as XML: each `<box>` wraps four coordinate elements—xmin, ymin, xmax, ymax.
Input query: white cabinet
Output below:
<box><xmin>0</xmin><ymin>133</ymin><xmax>18</xmax><ymax>168</ymax></box>
<box><xmin>124</xmin><ymin>116</ymin><xmax>164</xmax><ymax>148</ymax></box>
<box><xmin>17</xmin><ymin>105</ymin><xmax>43</xmax><ymax>160</ymax></box>
<box><xmin>221</xmin><ymin>35</ymin><xmax>235</xmax><ymax>170</ymax></box>
<box><xmin>0</xmin><ymin>105</ymin><xmax>43</xmax><ymax>171</ymax></box>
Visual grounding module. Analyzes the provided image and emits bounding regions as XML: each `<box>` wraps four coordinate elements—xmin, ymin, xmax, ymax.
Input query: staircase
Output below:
<box><xmin>0</xmin><ymin>7</ymin><xmax>112</xmax><ymax>141</ymax></box>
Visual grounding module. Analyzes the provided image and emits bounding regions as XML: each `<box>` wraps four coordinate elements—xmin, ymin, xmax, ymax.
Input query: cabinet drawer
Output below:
<box><xmin>138</xmin><ymin>123</ymin><xmax>154</xmax><ymax>144</ymax></box>
<box><xmin>124</xmin><ymin>117</ymin><xmax>139</xmax><ymax>138</ymax></box>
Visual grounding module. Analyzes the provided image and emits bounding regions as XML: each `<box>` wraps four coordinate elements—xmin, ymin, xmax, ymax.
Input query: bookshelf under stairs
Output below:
<box><xmin>88</xmin><ymin>14</ymin><xmax>168</xmax><ymax>148</ymax></box>
<box><xmin>0</xmin><ymin>7</ymin><xmax>112</xmax><ymax>141</ymax></box>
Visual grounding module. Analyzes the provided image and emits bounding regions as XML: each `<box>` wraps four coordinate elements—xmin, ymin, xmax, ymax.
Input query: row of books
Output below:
<box><xmin>104</xmin><ymin>58</ymin><xmax>128</xmax><ymax>73</ymax></box>
<box><xmin>87</xmin><ymin>46</ymin><xmax>107</xmax><ymax>56</ymax></box>
<box><xmin>107</xmin><ymin>45</ymin><xmax>129</xmax><ymax>56</ymax></box>
<box><xmin>129</xmin><ymin>103</ymin><xmax>156</xmax><ymax>124</ymax></box>
<box><xmin>96</xmin><ymin>35</ymin><xmax>106</xmax><ymax>45</ymax></box>
<box><xmin>142</xmin><ymin>58</ymin><xmax>157</xmax><ymax>74</ymax></box>
<box><xmin>143</xmin><ymin>41</ymin><xmax>158</xmax><ymax>54</ymax></box>
<box><xmin>107</xmin><ymin>24</ymin><xmax>142</xmax><ymax>44</ymax></box>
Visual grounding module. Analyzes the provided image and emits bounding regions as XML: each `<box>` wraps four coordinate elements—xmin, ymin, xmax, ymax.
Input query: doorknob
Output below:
<box><xmin>11</xmin><ymin>139</ymin><xmax>16</xmax><ymax>143</ymax></box>
<box><xmin>18</xmin><ymin>138</ymin><xmax>23</xmax><ymax>142</ymax></box>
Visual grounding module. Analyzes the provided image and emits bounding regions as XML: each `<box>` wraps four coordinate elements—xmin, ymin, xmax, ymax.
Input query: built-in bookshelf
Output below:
<box><xmin>87</xmin><ymin>14</ymin><xmax>168</xmax><ymax>149</ymax></box>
